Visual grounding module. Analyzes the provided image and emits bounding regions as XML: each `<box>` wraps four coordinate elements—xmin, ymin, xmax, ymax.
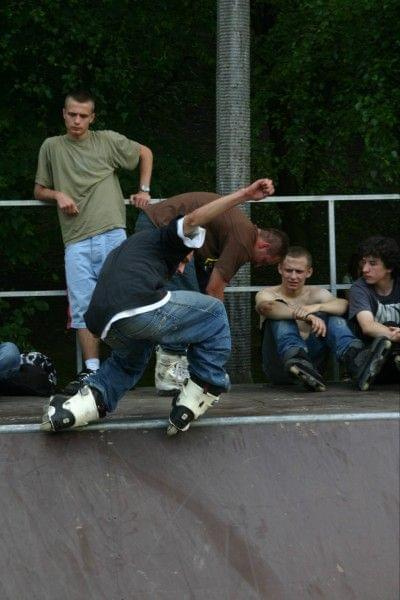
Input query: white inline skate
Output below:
<box><xmin>167</xmin><ymin>378</ymin><xmax>219</xmax><ymax>436</ymax></box>
<box><xmin>155</xmin><ymin>346</ymin><xmax>189</xmax><ymax>395</ymax></box>
<box><xmin>41</xmin><ymin>385</ymin><xmax>105</xmax><ymax>432</ymax></box>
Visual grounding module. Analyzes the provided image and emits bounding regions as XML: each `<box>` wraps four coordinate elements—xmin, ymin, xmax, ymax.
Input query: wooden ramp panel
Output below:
<box><xmin>0</xmin><ymin>418</ymin><xmax>398</xmax><ymax>599</ymax></box>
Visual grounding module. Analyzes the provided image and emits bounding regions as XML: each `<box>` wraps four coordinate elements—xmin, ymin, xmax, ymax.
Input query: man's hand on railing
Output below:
<box><xmin>129</xmin><ymin>191</ymin><xmax>151</xmax><ymax>208</ymax></box>
<box><xmin>56</xmin><ymin>192</ymin><xmax>79</xmax><ymax>216</ymax></box>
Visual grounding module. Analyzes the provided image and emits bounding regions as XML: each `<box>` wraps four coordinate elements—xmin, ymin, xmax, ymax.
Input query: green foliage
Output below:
<box><xmin>0</xmin><ymin>0</ymin><xmax>216</xmax><ymax>199</ymax></box>
<box><xmin>0</xmin><ymin>0</ymin><xmax>398</xmax><ymax>357</ymax></box>
<box><xmin>0</xmin><ymin>0</ymin><xmax>216</xmax><ymax>348</ymax></box>
<box><xmin>251</xmin><ymin>0</ymin><xmax>399</xmax><ymax>269</ymax></box>
<box><xmin>251</xmin><ymin>0</ymin><xmax>399</xmax><ymax>194</ymax></box>
<box><xmin>0</xmin><ymin>298</ymin><xmax>49</xmax><ymax>349</ymax></box>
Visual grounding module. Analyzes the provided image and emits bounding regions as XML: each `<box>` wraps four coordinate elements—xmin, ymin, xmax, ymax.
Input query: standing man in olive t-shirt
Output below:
<box><xmin>34</xmin><ymin>90</ymin><xmax>153</xmax><ymax>393</ymax></box>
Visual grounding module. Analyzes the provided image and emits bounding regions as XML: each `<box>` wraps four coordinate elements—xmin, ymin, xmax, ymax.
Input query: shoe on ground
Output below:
<box><xmin>284</xmin><ymin>350</ymin><xmax>326</xmax><ymax>392</ymax></box>
<box><xmin>155</xmin><ymin>347</ymin><xmax>189</xmax><ymax>396</ymax></box>
<box><xmin>62</xmin><ymin>368</ymin><xmax>95</xmax><ymax>395</ymax></box>
<box><xmin>343</xmin><ymin>337</ymin><xmax>392</xmax><ymax>391</ymax></box>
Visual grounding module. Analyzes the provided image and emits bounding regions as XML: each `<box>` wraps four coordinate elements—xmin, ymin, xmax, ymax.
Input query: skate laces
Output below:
<box><xmin>170</xmin><ymin>360</ymin><xmax>189</xmax><ymax>383</ymax></box>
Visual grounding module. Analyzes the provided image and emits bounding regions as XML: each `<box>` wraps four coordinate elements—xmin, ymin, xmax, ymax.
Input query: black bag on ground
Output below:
<box><xmin>0</xmin><ymin>351</ymin><xmax>57</xmax><ymax>397</ymax></box>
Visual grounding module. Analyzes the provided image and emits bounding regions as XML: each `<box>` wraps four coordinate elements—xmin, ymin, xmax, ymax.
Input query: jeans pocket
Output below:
<box><xmin>112</xmin><ymin>311</ymin><xmax>166</xmax><ymax>342</ymax></box>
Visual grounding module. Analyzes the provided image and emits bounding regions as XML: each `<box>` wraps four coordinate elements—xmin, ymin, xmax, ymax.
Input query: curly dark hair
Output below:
<box><xmin>357</xmin><ymin>236</ymin><xmax>400</xmax><ymax>276</ymax></box>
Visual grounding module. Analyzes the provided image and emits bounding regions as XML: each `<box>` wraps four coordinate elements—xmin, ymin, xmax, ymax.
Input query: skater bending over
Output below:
<box><xmin>42</xmin><ymin>179</ymin><xmax>274</xmax><ymax>434</ymax></box>
<box><xmin>255</xmin><ymin>246</ymin><xmax>390</xmax><ymax>391</ymax></box>
<box><xmin>133</xmin><ymin>183</ymin><xmax>287</xmax><ymax>396</ymax></box>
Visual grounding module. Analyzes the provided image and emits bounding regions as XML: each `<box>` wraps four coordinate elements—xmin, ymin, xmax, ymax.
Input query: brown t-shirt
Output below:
<box><xmin>143</xmin><ymin>192</ymin><xmax>257</xmax><ymax>282</ymax></box>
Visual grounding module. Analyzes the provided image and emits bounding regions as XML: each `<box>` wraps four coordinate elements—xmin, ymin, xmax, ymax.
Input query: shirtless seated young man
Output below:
<box><xmin>255</xmin><ymin>246</ymin><xmax>391</xmax><ymax>391</ymax></box>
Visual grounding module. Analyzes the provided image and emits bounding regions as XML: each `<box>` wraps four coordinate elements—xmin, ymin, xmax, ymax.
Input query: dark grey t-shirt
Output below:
<box><xmin>348</xmin><ymin>275</ymin><xmax>400</xmax><ymax>325</ymax></box>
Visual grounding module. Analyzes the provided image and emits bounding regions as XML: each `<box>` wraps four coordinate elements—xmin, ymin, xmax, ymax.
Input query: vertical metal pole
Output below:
<box><xmin>328</xmin><ymin>200</ymin><xmax>337</xmax><ymax>296</ymax></box>
<box><xmin>216</xmin><ymin>0</ymin><xmax>251</xmax><ymax>382</ymax></box>
<box><xmin>76</xmin><ymin>332</ymin><xmax>83</xmax><ymax>373</ymax></box>
<box><xmin>328</xmin><ymin>199</ymin><xmax>339</xmax><ymax>379</ymax></box>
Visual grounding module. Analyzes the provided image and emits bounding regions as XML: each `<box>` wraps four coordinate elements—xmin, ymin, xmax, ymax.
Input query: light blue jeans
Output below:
<box><xmin>0</xmin><ymin>342</ymin><xmax>20</xmax><ymax>380</ymax></box>
<box><xmin>135</xmin><ymin>211</ymin><xmax>201</xmax><ymax>355</ymax></box>
<box><xmin>262</xmin><ymin>314</ymin><xmax>359</xmax><ymax>384</ymax></box>
<box><xmin>87</xmin><ymin>291</ymin><xmax>231</xmax><ymax>412</ymax></box>
<box><xmin>65</xmin><ymin>228</ymin><xmax>127</xmax><ymax>328</ymax></box>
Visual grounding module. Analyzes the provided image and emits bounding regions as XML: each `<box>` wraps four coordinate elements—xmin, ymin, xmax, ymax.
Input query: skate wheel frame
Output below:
<box><xmin>40</xmin><ymin>420</ymin><xmax>53</xmax><ymax>432</ymax></box>
<box><xmin>166</xmin><ymin>424</ymin><xmax>179</xmax><ymax>436</ymax></box>
<box><xmin>289</xmin><ymin>365</ymin><xmax>326</xmax><ymax>392</ymax></box>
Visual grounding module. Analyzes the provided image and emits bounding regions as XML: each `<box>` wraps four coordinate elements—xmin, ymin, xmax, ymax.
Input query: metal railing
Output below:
<box><xmin>1</xmin><ymin>194</ymin><xmax>399</xmax><ymax>368</ymax></box>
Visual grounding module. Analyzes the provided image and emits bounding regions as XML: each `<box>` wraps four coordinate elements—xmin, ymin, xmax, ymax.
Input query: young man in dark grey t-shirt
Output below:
<box><xmin>41</xmin><ymin>179</ymin><xmax>275</xmax><ymax>435</ymax></box>
<box><xmin>348</xmin><ymin>236</ymin><xmax>400</xmax><ymax>383</ymax></box>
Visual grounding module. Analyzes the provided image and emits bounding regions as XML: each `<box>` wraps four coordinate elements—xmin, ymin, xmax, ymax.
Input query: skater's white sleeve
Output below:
<box><xmin>176</xmin><ymin>218</ymin><xmax>205</xmax><ymax>248</ymax></box>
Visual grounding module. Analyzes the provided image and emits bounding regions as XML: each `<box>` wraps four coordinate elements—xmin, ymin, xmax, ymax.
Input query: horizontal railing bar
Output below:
<box><xmin>0</xmin><ymin>410</ymin><xmax>399</xmax><ymax>434</ymax></box>
<box><xmin>0</xmin><ymin>284</ymin><xmax>352</xmax><ymax>298</ymax></box>
<box><xmin>0</xmin><ymin>290</ymin><xmax>67</xmax><ymax>298</ymax></box>
<box><xmin>0</xmin><ymin>194</ymin><xmax>399</xmax><ymax>207</ymax></box>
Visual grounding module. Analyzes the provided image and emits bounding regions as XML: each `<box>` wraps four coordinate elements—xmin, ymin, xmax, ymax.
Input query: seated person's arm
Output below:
<box><xmin>295</xmin><ymin>289</ymin><xmax>348</xmax><ymax>318</ymax></box>
<box><xmin>255</xmin><ymin>290</ymin><xmax>327</xmax><ymax>336</ymax></box>
<box><xmin>255</xmin><ymin>290</ymin><xmax>295</xmax><ymax>320</ymax></box>
<box><xmin>356</xmin><ymin>310</ymin><xmax>400</xmax><ymax>340</ymax></box>
<box><xmin>205</xmin><ymin>268</ymin><xmax>228</xmax><ymax>301</ymax></box>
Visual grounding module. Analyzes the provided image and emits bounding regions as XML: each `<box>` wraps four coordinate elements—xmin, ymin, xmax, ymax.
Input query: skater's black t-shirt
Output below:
<box><xmin>85</xmin><ymin>218</ymin><xmax>192</xmax><ymax>337</ymax></box>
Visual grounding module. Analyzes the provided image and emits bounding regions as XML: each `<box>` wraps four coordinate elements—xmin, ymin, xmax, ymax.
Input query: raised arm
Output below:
<box><xmin>183</xmin><ymin>178</ymin><xmax>274</xmax><ymax>235</ymax></box>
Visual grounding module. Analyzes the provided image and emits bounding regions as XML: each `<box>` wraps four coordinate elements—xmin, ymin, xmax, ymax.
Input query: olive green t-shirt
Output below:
<box><xmin>35</xmin><ymin>130</ymin><xmax>140</xmax><ymax>245</ymax></box>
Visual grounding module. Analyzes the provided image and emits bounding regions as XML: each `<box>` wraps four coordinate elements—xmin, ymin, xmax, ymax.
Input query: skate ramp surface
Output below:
<box><xmin>0</xmin><ymin>384</ymin><xmax>399</xmax><ymax>599</ymax></box>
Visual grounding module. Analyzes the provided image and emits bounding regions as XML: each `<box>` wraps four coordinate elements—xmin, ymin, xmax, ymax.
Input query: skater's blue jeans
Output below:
<box><xmin>87</xmin><ymin>291</ymin><xmax>231</xmax><ymax>412</ymax></box>
<box><xmin>262</xmin><ymin>314</ymin><xmax>358</xmax><ymax>384</ymax></box>
<box><xmin>0</xmin><ymin>342</ymin><xmax>20</xmax><ymax>380</ymax></box>
<box><xmin>135</xmin><ymin>212</ymin><xmax>200</xmax><ymax>355</ymax></box>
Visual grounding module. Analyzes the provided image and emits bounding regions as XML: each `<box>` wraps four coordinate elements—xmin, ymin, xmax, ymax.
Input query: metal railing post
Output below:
<box><xmin>328</xmin><ymin>199</ymin><xmax>339</xmax><ymax>378</ymax></box>
<box><xmin>328</xmin><ymin>199</ymin><xmax>337</xmax><ymax>295</ymax></box>
<box><xmin>75</xmin><ymin>333</ymin><xmax>83</xmax><ymax>373</ymax></box>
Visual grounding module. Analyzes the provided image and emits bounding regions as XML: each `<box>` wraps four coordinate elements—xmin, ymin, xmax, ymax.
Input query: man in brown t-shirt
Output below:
<box><xmin>133</xmin><ymin>186</ymin><xmax>289</xmax><ymax>394</ymax></box>
<box><xmin>137</xmin><ymin>189</ymin><xmax>287</xmax><ymax>298</ymax></box>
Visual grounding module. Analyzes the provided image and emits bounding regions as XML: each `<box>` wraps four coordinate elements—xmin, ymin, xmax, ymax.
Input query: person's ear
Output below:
<box><xmin>305</xmin><ymin>266</ymin><xmax>313</xmax><ymax>280</ymax></box>
<box><xmin>89</xmin><ymin>112</ymin><xmax>95</xmax><ymax>124</ymax></box>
